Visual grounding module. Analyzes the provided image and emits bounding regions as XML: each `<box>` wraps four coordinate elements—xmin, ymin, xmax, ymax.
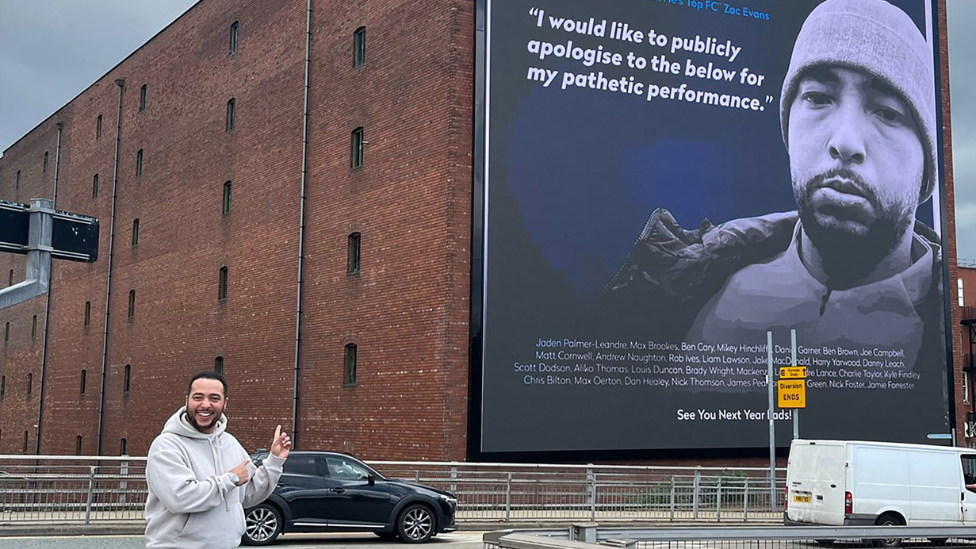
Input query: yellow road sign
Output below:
<box><xmin>777</xmin><ymin>379</ymin><xmax>806</xmax><ymax>408</ymax></box>
<box><xmin>780</xmin><ymin>366</ymin><xmax>807</xmax><ymax>379</ymax></box>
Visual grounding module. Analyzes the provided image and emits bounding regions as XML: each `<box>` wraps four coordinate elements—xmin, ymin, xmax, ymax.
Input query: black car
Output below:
<box><xmin>242</xmin><ymin>451</ymin><xmax>457</xmax><ymax>545</ymax></box>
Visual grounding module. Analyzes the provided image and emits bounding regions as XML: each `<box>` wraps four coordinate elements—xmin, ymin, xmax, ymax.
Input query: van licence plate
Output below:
<box><xmin>793</xmin><ymin>494</ymin><xmax>811</xmax><ymax>504</ymax></box>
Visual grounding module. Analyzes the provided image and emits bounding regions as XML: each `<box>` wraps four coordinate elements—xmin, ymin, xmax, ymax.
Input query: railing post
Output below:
<box><xmin>716</xmin><ymin>476</ymin><xmax>722</xmax><ymax>522</ymax></box>
<box><xmin>120</xmin><ymin>458</ymin><xmax>129</xmax><ymax>507</ymax></box>
<box><xmin>450</xmin><ymin>466</ymin><xmax>458</xmax><ymax>495</ymax></box>
<box><xmin>743</xmin><ymin>477</ymin><xmax>749</xmax><ymax>522</ymax></box>
<box><xmin>669</xmin><ymin>475</ymin><xmax>676</xmax><ymax>521</ymax></box>
<box><xmin>693</xmin><ymin>469</ymin><xmax>701</xmax><ymax>519</ymax></box>
<box><xmin>505</xmin><ymin>472</ymin><xmax>512</xmax><ymax>522</ymax></box>
<box><xmin>587</xmin><ymin>467</ymin><xmax>596</xmax><ymax>520</ymax></box>
<box><xmin>84</xmin><ymin>465</ymin><xmax>96</xmax><ymax>525</ymax></box>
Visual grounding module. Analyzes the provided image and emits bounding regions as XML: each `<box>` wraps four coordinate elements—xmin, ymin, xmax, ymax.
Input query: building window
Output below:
<box><xmin>139</xmin><ymin>84</ymin><xmax>147</xmax><ymax>111</ymax></box>
<box><xmin>120</xmin><ymin>438</ymin><xmax>128</xmax><ymax>455</ymax></box>
<box><xmin>75</xmin><ymin>436</ymin><xmax>83</xmax><ymax>456</ymax></box>
<box><xmin>128</xmin><ymin>290</ymin><xmax>136</xmax><ymax>319</ymax></box>
<box><xmin>218</xmin><ymin>266</ymin><xmax>228</xmax><ymax>301</ymax></box>
<box><xmin>136</xmin><ymin>149</ymin><xmax>144</xmax><ymax>177</ymax></box>
<box><xmin>347</xmin><ymin>233</ymin><xmax>361</xmax><ymax>274</ymax></box>
<box><xmin>1</xmin><ymin>375</ymin><xmax>5</xmax><ymax>400</ymax></box>
<box><xmin>80</xmin><ymin>369</ymin><xmax>87</xmax><ymax>395</ymax></box>
<box><xmin>215</xmin><ymin>356</ymin><xmax>224</xmax><ymax>374</ymax></box>
<box><xmin>226</xmin><ymin>99</ymin><xmax>236</xmax><ymax>132</ymax></box>
<box><xmin>93</xmin><ymin>174</ymin><xmax>99</xmax><ymax>198</ymax></box>
<box><xmin>132</xmin><ymin>218</ymin><xmax>140</xmax><ymax>247</ymax></box>
<box><xmin>15</xmin><ymin>170</ymin><xmax>20</xmax><ymax>189</ymax></box>
<box><xmin>8</xmin><ymin>269</ymin><xmax>12</xmax><ymax>285</ymax></box>
<box><xmin>124</xmin><ymin>364</ymin><xmax>131</xmax><ymax>395</ymax></box>
<box><xmin>96</xmin><ymin>115</ymin><xmax>103</xmax><ymax>139</ymax></box>
<box><xmin>84</xmin><ymin>301</ymin><xmax>91</xmax><ymax>327</ymax></box>
<box><xmin>4</xmin><ymin>322</ymin><xmax>9</xmax><ymax>343</ymax></box>
<box><xmin>960</xmin><ymin>278</ymin><xmax>965</xmax><ymax>308</ymax></box>
<box><xmin>964</xmin><ymin>371</ymin><xmax>971</xmax><ymax>404</ymax></box>
<box><xmin>43</xmin><ymin>151</ymin><xmax>49</xmax><ymax>172</ymax></box>
<box><xmin>230</xmin><ymin>21</ymin><xmax>239</xmax><ymax>55</ymax></box>
<box><xmin>27</xmin><ymin>372</ymin><xmax>32</xmax><ymax>397</ymax></box>
<box><xmin>223</xmin><ymin>181</ymin><xmax>232</xmax><ymax>215</ymax></box>
<box><xmin>31</xmin><ymin>315</ymin><xmax>37</xmax><ymax>339</ymax></box>
<box><xmin>351</xmin><ymin>127</ymin><xmax>364</xmax><ymax>168</ymax></box>
<box><xmin>23</xmin><ymin>431</ymin><xmax>28</xmax><ymax>453</ymax></box>
<box><xmin>344</xmin><ymin>344</ymin><xmax>357</xmax><ymax>386</ymax></box>
<box><xmin>354</xmin><ymin>26</ymin><xmax>366</xmax><ymax>68</ymax></box>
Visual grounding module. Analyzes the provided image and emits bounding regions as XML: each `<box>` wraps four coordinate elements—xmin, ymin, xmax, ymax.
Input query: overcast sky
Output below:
<box><xmin>2</xmin><ymin>0</ymin><xmax>976</xmax><ymax>258</ymax></box>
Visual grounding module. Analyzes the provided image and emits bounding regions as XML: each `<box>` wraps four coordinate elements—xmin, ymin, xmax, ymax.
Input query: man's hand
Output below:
<box><xmin>230</xmin><ymin>460</ymin><xmax>250</xmax><ymax>486</ymax></box>
<box><xmin>271</xmin><ymin>425</ymin><xmax>291</xmax><ymax>459</ymax></box>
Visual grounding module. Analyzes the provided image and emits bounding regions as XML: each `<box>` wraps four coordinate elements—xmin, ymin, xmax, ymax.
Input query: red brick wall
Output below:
<box><xmin>937</xmin><ymin>0</ymin><xmax>968</xmax><ymax>446</ymax></box>
<box><xmin>0</xmin><ymin>116</ymin><xmax>61</xmax><ymax>454</ymax></box>
<box><xmin>294</xmin><ymin>0</ymin><xmax>473</xmax><ymax>461</ymax></box>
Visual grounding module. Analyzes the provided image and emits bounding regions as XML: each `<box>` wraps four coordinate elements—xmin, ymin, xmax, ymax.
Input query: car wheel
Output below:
<box><xmin>375</xmin><ymin>532</ymin><xmax>400</xmax><ymax>540</ymax></box>
<box><xmin>397</xmin><ymin>503</ymin><xmax>435</xmax><ymax>543</ymax></box>
<box><xmin>243</xmin><ymin>503</ymin><xmax>283</xmax><ymax>546</ymax></box>
<box><xmin>872</xmin><ymin>513</ymin><xmax>904</xmax><ymax>548</ymax></box>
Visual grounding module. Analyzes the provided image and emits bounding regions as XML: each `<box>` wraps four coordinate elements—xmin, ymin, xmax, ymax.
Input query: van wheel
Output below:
<box><xmin>872</xmin><ymin>513</ymin><xmax>904</xmax><ymax>548</ymax></box>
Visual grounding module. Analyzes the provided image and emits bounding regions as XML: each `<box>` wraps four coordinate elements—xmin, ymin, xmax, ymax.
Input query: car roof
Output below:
<box><xmin>252</xmin><ymin>450</ymin><xmax>358</xmax><ymax>460</ymax></box>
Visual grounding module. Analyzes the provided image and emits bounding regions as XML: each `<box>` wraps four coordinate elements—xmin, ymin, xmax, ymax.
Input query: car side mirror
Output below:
<box><xmin>367</xmin><ymin>474</ymin><xmax>376</xmax><ymax>486</ymax></box>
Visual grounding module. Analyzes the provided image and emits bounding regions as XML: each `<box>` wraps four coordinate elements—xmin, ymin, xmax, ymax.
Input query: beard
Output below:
<box><xmin>794</xmin><ymin>167</ymin><xmax>915</xmax><ymax>285</ymax></box>
<box><xmin>186</xmin><ymin>408</ymin><xmax>221</xmax><ymax>432</ymax></box>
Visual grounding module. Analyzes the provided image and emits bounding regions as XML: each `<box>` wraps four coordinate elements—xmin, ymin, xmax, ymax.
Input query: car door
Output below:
<box><xmin>319</xmin><ymin>455</ymin><xmax>394</xmax><ymax>528</ymax></box>
<box><xmin>274</xmin><ymin>453</ymin><xmax>331</xmax><ymax>525</ymax></box>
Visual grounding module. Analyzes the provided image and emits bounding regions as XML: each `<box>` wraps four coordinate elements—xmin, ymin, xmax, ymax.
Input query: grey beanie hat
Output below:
<box><xmin>780</xmin><ymin>0</ymin><xmax>937</xmax><ymax>203</ymax></box>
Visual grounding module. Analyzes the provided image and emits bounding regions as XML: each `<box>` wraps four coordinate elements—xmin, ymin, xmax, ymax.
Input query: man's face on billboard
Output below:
<box><xmin>788</xmin><ymin>66</ymin><xmax>924</xmax><ymax>261</ymax></box>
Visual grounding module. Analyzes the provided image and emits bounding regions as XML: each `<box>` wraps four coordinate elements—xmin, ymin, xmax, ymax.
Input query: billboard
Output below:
<box><xmin>479</xmin><ymin>0</ymin><xmax>948</xmax><ymax>454</ymax></box>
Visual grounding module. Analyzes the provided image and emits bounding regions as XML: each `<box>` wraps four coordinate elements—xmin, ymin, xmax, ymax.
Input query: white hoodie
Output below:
<box><xmin>145</xmin><ymin>407</ymin><xmax>284</xmax><ymax>549</ymax></box>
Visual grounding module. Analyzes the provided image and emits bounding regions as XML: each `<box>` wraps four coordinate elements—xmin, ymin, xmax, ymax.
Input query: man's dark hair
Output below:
<box><xmin>186</xmin><ymin>371</ymin><xmax>229</xmax><ymax>397</ymax></box>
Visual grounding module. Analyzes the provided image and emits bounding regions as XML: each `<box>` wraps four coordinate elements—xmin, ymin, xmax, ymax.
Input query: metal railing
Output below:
<box><xmin>0</xmin><ymin>455</ymin><xmax>785</xmax><ymax>525</ymax></box>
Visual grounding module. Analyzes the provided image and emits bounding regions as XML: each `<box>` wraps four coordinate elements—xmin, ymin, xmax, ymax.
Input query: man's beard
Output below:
<box><xmin>795</xmin><ymin>167</ymin><xmax>914</xmax><ymax>285</ymax></box>
<box><xmin>186</xmin><ymin>410</ymin><xmax>220</xmax><ymax>432</ymax></box>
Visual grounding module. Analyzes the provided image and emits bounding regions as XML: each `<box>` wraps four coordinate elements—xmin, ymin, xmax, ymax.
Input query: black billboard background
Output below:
<box><xmin>478</xmin><ymin>0</ymin><xmax>948</xmax><ymax>454</ymax></box>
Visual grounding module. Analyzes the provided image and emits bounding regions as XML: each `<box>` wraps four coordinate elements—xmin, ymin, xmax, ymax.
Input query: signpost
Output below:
<box><xmin>767</xmin><ymin>328</ymin><xmax>807</xmax><ymax>510</ymax></box>
<box><xmin>0</xmin><ymin>198</ymin><xmax>99</xmax><ymax>310</ymax></box>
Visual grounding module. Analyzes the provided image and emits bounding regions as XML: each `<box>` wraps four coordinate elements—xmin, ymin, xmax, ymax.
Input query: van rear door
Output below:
<box><xmin>788</xmin><ymin>441</ymin><xmax>846</xmax><ymax>525</ymax></box>
<box><xmin>907</xmin><ymin>449</ymin><xmax>962</xmax><ymax>525</ymax></box>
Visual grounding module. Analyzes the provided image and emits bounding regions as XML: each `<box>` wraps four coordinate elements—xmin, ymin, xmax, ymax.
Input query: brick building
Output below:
<box><xmin>0</xmin><ymin>0</ymin><xmax>967</xmax><ymax>462</ymax></box>
<box><xmin>0</xmin><ymin>0</ymin><xmax>471</xmax><ymax>460</ymax></box>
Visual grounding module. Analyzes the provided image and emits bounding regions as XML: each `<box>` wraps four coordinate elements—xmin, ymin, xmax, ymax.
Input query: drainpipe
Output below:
<box><xmin>292</xmin><ymin>0</ymin><xmax>312</xmax><ymax>450</ymax></box>
<box><xmin>96</xmin><ymin>78</ymin><xmax>125</xmax><ymax>455</ymax></box>
<box><xmin>34</xmin><ymin>122</ymin><xmax>63</xmax><ymax>454</ymax></box>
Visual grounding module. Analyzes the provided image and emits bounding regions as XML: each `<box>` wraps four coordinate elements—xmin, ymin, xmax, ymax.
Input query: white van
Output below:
<box><xmin>785</xmin><ymin>439</ymin><xmax>976</xmax><ymax>527</ymax></box>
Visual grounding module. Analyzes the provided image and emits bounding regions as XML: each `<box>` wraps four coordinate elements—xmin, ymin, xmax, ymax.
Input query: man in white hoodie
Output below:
<box><xmin>145</xmin><ymin>371</ymin><xmax>291</xmax><ymax>548</ymax></box>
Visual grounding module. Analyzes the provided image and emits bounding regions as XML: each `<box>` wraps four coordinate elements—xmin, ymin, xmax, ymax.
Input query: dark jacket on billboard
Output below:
<box><xmin>604</xmin><ymin>208</ymin><xmax>945</xmax><ymax>368</ymax></box>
